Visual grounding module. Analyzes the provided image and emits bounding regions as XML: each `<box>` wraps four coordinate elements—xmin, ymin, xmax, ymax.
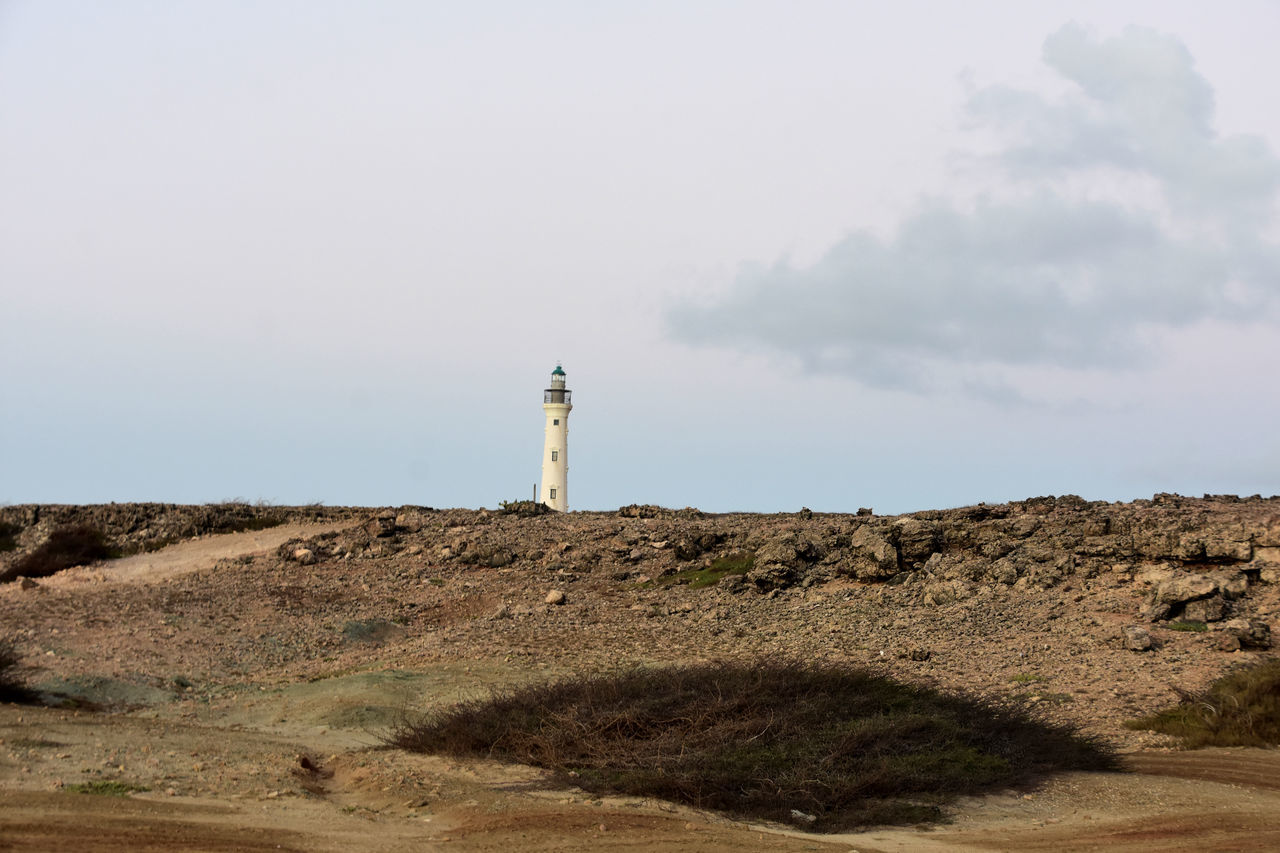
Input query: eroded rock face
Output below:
<box><xmin>1142</xmin><ymin>573</ymin><xmax>1218</xmax><ymax>621</ymax></box>
<box><xmin>844</xmin><ymin>526</ymin><xmax>898</xmax><ymax>581</ymax></box>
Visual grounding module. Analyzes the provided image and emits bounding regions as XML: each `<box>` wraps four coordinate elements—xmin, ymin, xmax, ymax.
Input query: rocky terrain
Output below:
<box><xmin>2</xmin><ymin>494</ymin><xmax>1279</xmax><ymax>851</ymax></box>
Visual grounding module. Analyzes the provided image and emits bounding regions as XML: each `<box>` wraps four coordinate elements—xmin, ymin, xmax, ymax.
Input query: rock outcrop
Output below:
<box><xmin>6</xmin><ymin>495</ymin><xmax>1278</xmax><ymax>646</ymax></box>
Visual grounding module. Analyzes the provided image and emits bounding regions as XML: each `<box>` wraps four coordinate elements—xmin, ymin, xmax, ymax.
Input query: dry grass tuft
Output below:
<box><xmin>1127</xmin><ymin>658</ymin><xmax>1280</xmax><ymax>747</ymax></box>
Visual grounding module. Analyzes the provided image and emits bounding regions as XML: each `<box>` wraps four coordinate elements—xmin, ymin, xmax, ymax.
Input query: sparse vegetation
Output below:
<box><xmin>498</xmin><ymin>499</ymin><xmax>553</xmax><ymax>517</ymax></box>
<box><xmin>66</xmin><ymin>780</ymin><xmax>150</xmax><ymax>796</ymax></box>
<box><xmin>386</xmin><ymin>659</ymin><xmax>1115</xmax><ymax>831</ymax></box>
<box><xmin>1126</xmin><ymin>659</ymin><xmax>1280</xmax><ymax>748</ymax></box>
<box><xmin>647</xmin><ymin>551</ymin><xmax>754</xmax><ymax>589</ymax></box>
<box><xmin>0</xmin><ymin>524</ymin><xmax>119</xmax><ymax>584</ymax></box>
<box><xmin>1010</xmin><ymin>672</ymin><xmax>1048</xmax><ymax>684</ymax></box>
<box><xmin>342</xmin><ymin>619</ymin><xmax>402</xmax><ymax>644</ymax></box>
<box><xmin>1167</xmin><ymin>620</ymin><xmax>1208</xmax><ymax>632</ymax></box>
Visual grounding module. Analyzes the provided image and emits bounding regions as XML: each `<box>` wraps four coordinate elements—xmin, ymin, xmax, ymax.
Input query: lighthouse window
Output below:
<box><xmin>549</xmin><ymin>488</ymin><xmax>557</xmax><ymax>500</ymax></box>
<box><xmin>553</xmin><ymin>418</ymin><xmax>559</xmax><ymax>425</ymax></box>
<box><xmin>551</xmin><ymin>450</ymin><xmax>558</xmax><ymax>461</ymax></box>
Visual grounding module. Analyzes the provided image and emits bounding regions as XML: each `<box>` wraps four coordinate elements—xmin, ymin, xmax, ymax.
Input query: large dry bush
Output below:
<box><xmin>0</xmin><ymin>641</ymin><xmax>38</xmax><ymax>704</ymax></box>
<box><xmin>387</xmin><ymin>659</ymin><xmax>1115</xmax><ymax>831</ymax></box>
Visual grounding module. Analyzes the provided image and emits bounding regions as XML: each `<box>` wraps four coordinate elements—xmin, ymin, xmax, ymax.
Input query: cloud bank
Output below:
<box><xmin>666</xmin><ymin>24</ymin><xmax>1280</xmax><ymax>396</ymax></box>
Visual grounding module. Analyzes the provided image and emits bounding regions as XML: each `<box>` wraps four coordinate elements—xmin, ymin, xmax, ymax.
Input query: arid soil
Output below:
<box><xmin>2</xmin><ymin>496</ymin><xmax>1279</xmax><ymax>851</ymax></box>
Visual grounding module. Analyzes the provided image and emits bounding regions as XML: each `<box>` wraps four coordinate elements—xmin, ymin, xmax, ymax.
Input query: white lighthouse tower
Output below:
<box><xmin>540</xmin><ymin>364</ymin><xmax>572</xmax><ymax>511</ymax></box>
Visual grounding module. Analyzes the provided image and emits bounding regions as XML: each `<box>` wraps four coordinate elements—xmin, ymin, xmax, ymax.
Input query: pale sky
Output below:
<box><xmin>2</xmin><ymin>1</ymin><xmax>1278</xmax><ymax>513</ymax></box>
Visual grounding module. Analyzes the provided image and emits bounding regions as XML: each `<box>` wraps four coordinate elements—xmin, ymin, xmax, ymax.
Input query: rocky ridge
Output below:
<box><xmin>2</xmin><ymin>494</ymin><xmax>1277</xmax><ymax>750</ymax></box>
<box><xmin>277</xmin><ymin>494</ymin><xmax>1279</xmax><ymax>627</ymax></box>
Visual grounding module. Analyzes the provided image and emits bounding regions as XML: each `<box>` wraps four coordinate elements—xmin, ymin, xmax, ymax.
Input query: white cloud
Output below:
<box><xmin>666</xmin><ymin>24</ymin><xmax>1280</xmax><ymax>398</ymax></box>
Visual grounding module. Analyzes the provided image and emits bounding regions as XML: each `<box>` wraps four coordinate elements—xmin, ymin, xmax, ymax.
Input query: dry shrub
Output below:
<box><xmin>387</xmin><ymin>659</ymin><xmax>1115</xmax><ymax>831</ymax></box>
<box><xmin>0</xmin><ymin>520</ymin><xmax>19</xmax><ymax>553</ymax></box>
<box><xmin>1128</xmin><ymin>658</ymin><xmax>1280</xmax><ymax>747</ymax></box>
<box><xmin>0</xmin><ymin>641</ymin><xmax>39</xmax><ymax>704</ymax></box>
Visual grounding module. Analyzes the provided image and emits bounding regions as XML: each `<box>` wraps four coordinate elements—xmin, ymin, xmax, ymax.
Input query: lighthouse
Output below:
<box><xmin>540</xmin><ymin>364</ymin><xmax>572</xmax><ymax>511</ymax></box>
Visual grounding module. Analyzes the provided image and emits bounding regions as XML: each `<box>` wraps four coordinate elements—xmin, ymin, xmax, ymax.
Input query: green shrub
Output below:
<box><xmin>1166</xmin><ymin>620</ymin><xmax>1208</xmax><ymax>632</ymax></box>
<box><xmin>387</xmin><ymin>659</ymin><xmax>1114</xmax><ymax>831</ymax></box>
<box><xmin>0</xmin><ymin>525</ymin><xmax>119</xmax><ymax>584</ymax></box>
<box><xmin>1126</xmin><ymin>659</ymin><xmax>1280</xmax><ymax>747</ymax></box>
<box><xmin>66</xmin><ymin>780</ymin><xmax>149</xmax><ymax>796</ymax></box>
<box><xmin>647</xmin><ymin>551</ymin><xmax>755</xmax><ymax>589</ymax></box>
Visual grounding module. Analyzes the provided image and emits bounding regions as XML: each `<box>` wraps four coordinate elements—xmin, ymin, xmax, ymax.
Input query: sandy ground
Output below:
<box><xmin>3</xmin><ymin>524</ymin><xmax>1280</xmax><ymax>851</ymax></box>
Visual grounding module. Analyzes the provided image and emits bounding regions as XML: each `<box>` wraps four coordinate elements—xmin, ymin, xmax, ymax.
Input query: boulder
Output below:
<box><xmin>847</xmin><ymin>526</ymin><xmax>898</xmax><ymax>581</ymax></box>
<box><xmin>793</xmin><ymin>536</ymin><xmax>825</xmax><ymax>562</ymax></box>
<box><xmin>754</xmin><ymin>540</ymin><xmax>799</xmax><ymax>569</ymax></box>
<box><xmin>893</xmin><ymin>517</ymin><xmax>940</xmax><ymax>566</ymax></box>
<box><xmin>1123</xmin><ymin>625</ymin><xmax>1154</xmax><ymax>651</ymax></box>
<box><xmin>293</xmin><ymin>548</ymin><xmax>316</xmax><ymax>566</ymax></box>
<box><xmin>545</xmin><ymin>589</ymin><xmax>566</xmax><ymax>606</ymax></box>
<box><xmin>1221</xmin><ymin>618</ymin><xmax>1272</xmax><ymax>649</ymax></box>
<box><xmin>746</xmin><ymin>562</ymin><xmax>795</xmax><ymax>590</ymax></box>
<box><xmin>989</xmin><ymin>558</ymin><xmax>1019</xmax><ymax>585</ymax></box>
<box><xmin>672</xmin><ymin>537</ymin><xmax>702</xmax><ymax>561</ymax></box>
<box><xmin>395</xmin><ymin>512</ymin><xmax>425</xmax><ymax>533</ymax></box>
<box><xmin>363</xmin><ymin>512</ymin><xmax>397</xmax><ymax>538</ymax></box>
<box><xmin>1143</xmin><ymin>573</ymin><xmax>1218</xmax><ymax>621</ymax></box>
<box><xmin>748</xmin><ymin>539</ymin><xmax>801</xmax><ymax>590</ymax></box>
<box><xmin>1182</xmin><ymin>595</ymin><xmax>1227</xmax><ymax>623</ymax></box>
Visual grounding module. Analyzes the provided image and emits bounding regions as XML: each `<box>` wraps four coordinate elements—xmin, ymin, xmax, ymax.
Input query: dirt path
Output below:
<box><xmin>35</xmin><ymin>522</ymin><xmax>348</xmax><ymax>587</ymax></box>
<box><xmin>830</xmin><ymin>753</ymin><xmax>1280</xmax><ymax>852</ymax></box>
